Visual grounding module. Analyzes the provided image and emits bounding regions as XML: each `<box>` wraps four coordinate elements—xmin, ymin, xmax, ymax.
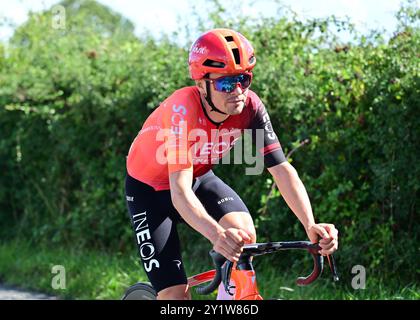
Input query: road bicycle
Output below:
<box><xmin>122</xmin><ymin>240</ymin><xmax>339</xmax><ymax>300</ymax></box>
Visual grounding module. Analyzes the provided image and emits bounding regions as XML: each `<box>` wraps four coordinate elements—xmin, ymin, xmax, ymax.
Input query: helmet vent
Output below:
<box><xmin>203</xmin><ymin>59</ymin><xmax>225</xmax><ymax>68</ymax></box>
<box><xmin>232</xmin><ymin>48</ymin><xmax>241</xmax><ymax>65</ymax></box>
<box><xmin>225</xmin><ymin>36</ymin><xmax>234</xmax><ymax>42</ymax></box>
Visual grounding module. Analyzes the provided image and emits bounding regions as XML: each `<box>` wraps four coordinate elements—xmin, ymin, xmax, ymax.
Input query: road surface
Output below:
<box><xmin>0</xmin><ymin>284</ymin><xmax>58</xmax><ymax>300</ymax></box>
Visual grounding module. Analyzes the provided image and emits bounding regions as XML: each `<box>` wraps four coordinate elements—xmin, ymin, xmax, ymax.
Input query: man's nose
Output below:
<box><xmin>232</xmin><ymin>83</ymin><xmax>243</xmax><ymax>94</ymax></box>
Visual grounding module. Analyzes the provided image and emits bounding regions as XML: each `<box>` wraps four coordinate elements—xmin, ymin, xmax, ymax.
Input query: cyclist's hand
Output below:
<box><xmin>306</xmin><ymin>223</ymin><xmax>338</xmax><ymax>256</ymax></box>
<box><xmin>213</xmin><ymin>228</ymin><xmax>251</xmax><ymax>262</ymax></box>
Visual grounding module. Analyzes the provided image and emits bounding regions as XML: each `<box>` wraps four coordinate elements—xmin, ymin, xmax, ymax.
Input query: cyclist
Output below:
<box><xmin>125</xmin><ymin>28</ymin><xmax>338</xmax><ymax>300</ymax></box>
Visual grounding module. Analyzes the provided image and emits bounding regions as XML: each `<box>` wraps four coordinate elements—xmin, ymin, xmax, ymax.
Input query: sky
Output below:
<box><xmin>0</xmin><ymin>0</ymin><xmax>415</xmax><ymax>43</ymax></box>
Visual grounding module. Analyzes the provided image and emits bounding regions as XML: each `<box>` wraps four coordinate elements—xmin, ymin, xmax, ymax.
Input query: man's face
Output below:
<box><xmin>200</xmin><ymin>73</ymin><xmax>250</xmax><ymax>115</ymax></box>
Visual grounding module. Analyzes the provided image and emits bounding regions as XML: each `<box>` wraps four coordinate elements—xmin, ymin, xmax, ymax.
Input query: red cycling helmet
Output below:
<box><xmin>189</xmin><ymin>28</ymin><xmax>256</xmax><ymax>80</ymax></box>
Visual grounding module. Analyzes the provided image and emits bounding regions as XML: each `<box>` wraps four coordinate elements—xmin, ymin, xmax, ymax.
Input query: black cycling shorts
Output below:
<box><xmin>125</xmin><ymin>170</ymin><xmax>250</xmax><ymax>293</ymax></box>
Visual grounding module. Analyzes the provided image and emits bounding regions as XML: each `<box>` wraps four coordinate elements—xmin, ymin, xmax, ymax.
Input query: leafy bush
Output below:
<box><xmin>0</xmin><ymin>0</ymin><xmax>418</xmax><ymax>285</ymax></box>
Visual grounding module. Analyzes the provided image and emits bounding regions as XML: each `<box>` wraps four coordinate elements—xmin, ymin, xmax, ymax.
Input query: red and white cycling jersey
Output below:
<box><xmin>127</xmin><ymin>86</ymin><xmax>286</xmax><ymax>190</ymax></box>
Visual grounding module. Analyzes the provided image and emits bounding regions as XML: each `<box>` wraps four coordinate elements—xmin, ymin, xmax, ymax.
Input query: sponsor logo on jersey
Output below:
<box><xmin>260</xmin><ymin>108</ymin><xmax>276</xmax><ymax>140</ymax></box>
<box><xmin>217</xmin><ymin>197</ymin><xmax>234</xmax><ymax>205</ymax></box>
<box><xmin>132</xmin><ymin>211</ymin><xmax>160</xmax><ymax>272</ymax></box>
<box><xmin>173</xmin><ymin>260</ymin><xmax>182</xmax><ymax>270</ymax></box>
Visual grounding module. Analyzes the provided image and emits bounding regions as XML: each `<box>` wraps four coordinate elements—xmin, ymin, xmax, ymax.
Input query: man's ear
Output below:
<box><xmin>195</xmin><ymin>80</ymin><xmax>207</xmax><ymax>96</ymax></box>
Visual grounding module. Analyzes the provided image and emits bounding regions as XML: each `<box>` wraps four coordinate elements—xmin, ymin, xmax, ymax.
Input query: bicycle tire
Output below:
<box><xmin>122</xmin><ymin>282</ymin><xmax>157</xmax><ymax>300</ymax></box>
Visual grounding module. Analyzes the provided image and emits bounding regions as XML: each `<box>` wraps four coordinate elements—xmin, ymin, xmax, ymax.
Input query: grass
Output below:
<box><xmin>0</xmin><ymin>240</ymin><xmax>144</xmax><ymax>300</ymax></box>
<box><xmin>0</xmin><ymin>240</ymin><xmax>418</xmax><ymax>300</ymax></box>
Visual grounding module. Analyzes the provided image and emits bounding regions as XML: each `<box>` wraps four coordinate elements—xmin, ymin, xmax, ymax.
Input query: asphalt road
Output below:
<box><xmin>0</xmin><ymin>285</ymin><xmax>58</xmax><ymax>300</ymax></box>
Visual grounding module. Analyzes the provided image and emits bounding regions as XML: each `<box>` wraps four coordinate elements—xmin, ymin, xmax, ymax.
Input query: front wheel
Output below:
<box><xmin>122</xmin><ymin>282</ymin><xmax>157</xmax><ymax>300</ymax></box>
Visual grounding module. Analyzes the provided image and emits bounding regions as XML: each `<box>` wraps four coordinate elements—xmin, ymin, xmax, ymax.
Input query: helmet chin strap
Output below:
<box><xmin>205</xmin><ymin>81</ymin><xmax>228</xmax><ymax>115</ymax></box>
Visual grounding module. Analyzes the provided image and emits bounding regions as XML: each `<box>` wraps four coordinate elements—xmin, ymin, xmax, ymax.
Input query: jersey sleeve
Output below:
<box><xmin>249</xmin><ymin>95</ymin><xmax>287</xmax><ymax>168</ymax></box>
<box><xmin>161</xmin><ymin>98</ymin><xmax>197</xmax><ymax>175</ymax></box>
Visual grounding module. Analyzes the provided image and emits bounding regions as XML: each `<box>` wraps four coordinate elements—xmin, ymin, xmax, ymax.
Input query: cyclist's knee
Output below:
<box><xmin>238</xmin><ymin>222</ymin><xmax>257</xmax><ymax>243</ymax></box>
<box><xmin>245</xmin><ymin>227</ymin><xmax>257</xmax><ymax>243</ymax></box>
<box><xmin>157</xmin><ymin>284</ymin><xmax>191</xmax><ymax>300</ymax></box>
<box><xmin>219</xmin><ymin>211</ymin><xmax>257</xmax><ymax>243</ymax></box>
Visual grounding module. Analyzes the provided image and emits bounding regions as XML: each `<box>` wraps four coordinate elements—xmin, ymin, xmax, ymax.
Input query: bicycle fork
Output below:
<box><xmin>221</xmin><ymin>255</ymin><xmax>263</xmax><ymax>300</ymax></box>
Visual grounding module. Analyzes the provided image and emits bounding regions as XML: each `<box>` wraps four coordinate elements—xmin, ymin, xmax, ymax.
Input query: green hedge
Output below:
<box><xmin>0</xmin><ymin>0</ymin><xmax>418</xmax><ymax>285</ymax></box>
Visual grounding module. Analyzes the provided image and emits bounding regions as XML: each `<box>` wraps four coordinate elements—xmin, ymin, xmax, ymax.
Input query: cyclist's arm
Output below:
<box><xmin>169</xmin><ymin>170</ymin><xmax>224</xmax><ymax>244</ymax></box>
<box><xmin>268</xmin><ymin>162</ymin><xmax>339</xmax><ymax>255</ymax></box>
<box><xmin>267</xmin><ymin>162</ymin><xmax>316</xmax><ymax>231</ymax></box>
<box><xmin>169</xmin><ymin>170</ymin><xmax>249</xmax><ymax>261</ymax></box>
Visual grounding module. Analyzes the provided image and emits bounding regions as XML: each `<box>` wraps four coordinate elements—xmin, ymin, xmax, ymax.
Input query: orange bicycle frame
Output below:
<box><xmin>188</xmin><ymin>263</ymin><xmax>263</xmax><ymax>300</ymax></box>
<box><xmin>230</xmin><ymin>268</ymin><xmax>263</xmax><ymax>300</ymax></box>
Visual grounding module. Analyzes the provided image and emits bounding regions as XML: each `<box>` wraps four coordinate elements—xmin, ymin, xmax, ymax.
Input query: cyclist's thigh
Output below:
<box><xmin>125</xmin><ymin>174</ymin><xmax>188</xmax><ymax>294</ymax></box>
<box><xmin>193</xmin><ymin>170</ymin><xmax>256</xmax><ymax>239</ymax></box>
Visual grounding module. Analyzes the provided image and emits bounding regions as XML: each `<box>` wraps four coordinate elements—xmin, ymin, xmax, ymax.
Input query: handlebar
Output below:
<box><xmin>195</xmin><ymin>241</ymin><xmax>339</xmax><ymax>295</ymax></box>
<box><xmin>195</xmin><ymin>250</ymin><xmax>227</xmax><ymax>295</ymax></box>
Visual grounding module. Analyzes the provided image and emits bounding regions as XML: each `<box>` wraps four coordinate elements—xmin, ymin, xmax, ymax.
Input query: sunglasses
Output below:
<box><xmin>204</xmin><ymin>72</ymin><xmax>253</xmax><ymax>93</ymax></box>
